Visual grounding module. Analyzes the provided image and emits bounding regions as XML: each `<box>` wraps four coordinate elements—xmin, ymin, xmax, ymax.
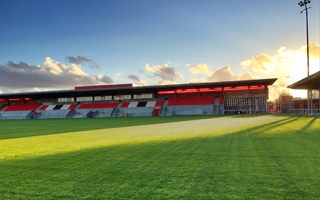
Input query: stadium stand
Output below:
<box><xmin>0</xmin><ymin>79</ymin><xmax>277</xmax><ymax>119</ymax></box>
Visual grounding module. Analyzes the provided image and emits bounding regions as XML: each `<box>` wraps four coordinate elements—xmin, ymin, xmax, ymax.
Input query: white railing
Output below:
<box><xmin>288</xmin><ymin>109</ymin><xmax>320</xmax><ymax>117</ymax></box>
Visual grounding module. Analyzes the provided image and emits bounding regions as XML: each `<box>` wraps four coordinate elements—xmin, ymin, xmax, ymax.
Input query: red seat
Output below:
<box><xmin>168</xmin><ymin>96</ymin><xmax>214</xmax><ymax>106</ymax></box>
<box><xmin>69</xmin><ymin>104</ymin><xmax>77</xmax><ymax>110</ymax></box>
<box><xmin>4</xmin><ymin>103</ymin><xmax>41</xmax><ymax>112</ymax></box>
<box><xmin>121</xmin><ymin>102</ymin><xmax>130</xmax><ymax>108</ymax></box>
<box><xmin>39</xmin><ymin>105</ymin><xmax>48</xmax><ymax>110</ymax></box>
<box><xmin>155</xmin><ymin>101</ymin><xmax>164</xmax><ymax>107</ymax></box>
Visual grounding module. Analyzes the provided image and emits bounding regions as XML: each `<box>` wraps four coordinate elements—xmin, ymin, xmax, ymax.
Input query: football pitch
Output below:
<box><xmin>0</xmin><ymin>115</ymin><xmax>319</xmax><ymax>199</ymax></box>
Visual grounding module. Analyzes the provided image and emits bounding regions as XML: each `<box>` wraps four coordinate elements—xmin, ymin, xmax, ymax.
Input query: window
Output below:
<box><xmin>94</xmin><ymin>96</ymin><xmax>112</xmax><ymax>101</ymax></box>
<box><xmin>76</xmin><ymin>96</ymin><xmax>93</xmax><ymax>102</ymax></box>
<box><xmin>114</xmin><ymin>95</ymin><xmax>131</xmax><ymax>100</ymax></box>
<box><xmin>58</xmin><ymin>97</ymin><xmax>74</xmax><ymax>102</ymax></box>
<box><xmin>133</xmin><ymin>94</ymin><xmax>153</xmax><ymax>99</ymax></box>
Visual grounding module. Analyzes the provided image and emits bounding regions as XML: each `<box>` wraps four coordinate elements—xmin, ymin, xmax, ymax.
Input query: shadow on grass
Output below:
<box><xmin>240</xmin><ymin>116</ymin><xmax>300</xmax><ymax>136</ymax></box>
<box><xmin>0</xmin><ymin>116</ymin><xmax>319</xmax><ymax>200</ymax></box>
<box><xmin>228</xmin><ymin>114</ymin><xmax>268</xmax><ymax>118</ymax></box>
<box><xmin>0</xmin><ymin>115</ymin><xmax>222</xmax><ymax>140</ymax></box>
<box><xmin>299</xmin><ymin>117</ymin><xmax>318</xmax><ymax>131</ymax></box>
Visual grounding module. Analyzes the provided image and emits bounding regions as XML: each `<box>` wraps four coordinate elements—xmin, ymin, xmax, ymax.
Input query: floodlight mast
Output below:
<box><xmin>299</xmin><ymin>0</ymin><xmax>311</xmax><ymax>77</ymax></box>
<box><xmin>298</xmin><ymin>0</ymin><xmax>312</xmax><ymax>114</ymax></box>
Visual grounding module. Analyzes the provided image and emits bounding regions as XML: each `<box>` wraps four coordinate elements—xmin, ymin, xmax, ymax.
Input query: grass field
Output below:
<box><xmin>0</xmin><ymin>115</ymin><xmax>319</xmax><ymax>199</ymax></box>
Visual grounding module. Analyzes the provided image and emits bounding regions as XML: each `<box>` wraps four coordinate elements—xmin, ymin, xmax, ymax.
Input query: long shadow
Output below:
<box><xmin>242</xmin><ymin>116</ymin><xmax>301</xmax><ymax>136</ymax></box>
<box><xmin>228</xmin><ymin>113</ymin><xmax>267</xmax><ymax>118</ymax></box>
<box><xmin>0</xmin><ymin>117</ymin><xmax>319</xmax><ymax>200</ymax></box>
<box><xmin>0</xmin><ymin>115</ymin><xmax>222</xmax><ymax>140</ymax></box>
<box><xmin>299</xmin><ymin>117</ymin><xmax>318</xmax><ymax>132</ymax></box>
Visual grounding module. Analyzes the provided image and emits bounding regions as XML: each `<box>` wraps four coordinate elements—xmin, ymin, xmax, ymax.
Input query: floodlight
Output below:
<box><xmin>298</xmin><ymin>0</ymin><xmax>312</xmax><ymax>113</ymax></box>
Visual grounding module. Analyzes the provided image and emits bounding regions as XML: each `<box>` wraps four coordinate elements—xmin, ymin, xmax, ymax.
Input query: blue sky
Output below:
<box><xmin>0</xmin><ymin>0</ymin><xmax>319</xmax><ymax>97</ymax></box>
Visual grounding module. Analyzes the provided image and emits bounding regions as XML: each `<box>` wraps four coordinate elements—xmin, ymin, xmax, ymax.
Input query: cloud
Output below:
<box><xmin>0</xmin><ymin>57</ymin><xmax>113</xmax><ymax>92</ymax></box>
<box><xmin>308</xmin><ymin>43</ymin><xmax>319</xmax><ymax>59</ymax></box>
<box><xmin>127</xmin><ymin>74</ymin><xmax>147</xmax><ymax>86</ymax></box>
<box><xmin>188</xmin><ymin>64</ymin><xmax>212</xmax><ymax>76</ymax></box>
<box><xmin>144</xmin><ymin>63</ymin><xmax>182</xmax><ymax>84</ymax></box>
<box><xmin>95</xmin><ymin>74</ymin><xmax>114</xmax><ymax>84</ymax></box>
<box><xmin>67</xmin><ymin>55</ymin><xmax>99</xmax><ymax>69</ymax></box>
<box><xmin>239</xmin><ymin>72</ymin><xmax>254</xmax><ymax>80</ymax></box>
<box><xmin>128</xmin><ymin>74</ymin><xmax>140</xmax><ymax>82</ymax></box>
<box><xmin>240</xmin><ymin>43</ymin><xmax>320</xmax><ymax>99</ymax></box>
<box><xmin>188</xmin><ymin>64</ymin><xmax>254</xmax><ymax>83</ymax></box>
<box><xmin>241</xmin><ymin>54</ymin><xmax>274</xmax><ymax>71</ymax></box>
<box><xmin>207</xmin><ymin>66</ymin><xmax>238</xmax><ymax>82</ymax></box>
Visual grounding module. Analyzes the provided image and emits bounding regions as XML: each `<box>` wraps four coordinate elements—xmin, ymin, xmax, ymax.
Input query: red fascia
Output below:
<box><xmin>223</xmin><ymin>86</ymin><xmax>249</xmax><ymax>91</ymax></box>
<box><xmin>249</xmin><ymin>85</ymin><xmax>266</xmax><ymax>90</ymax></box>
<box><xmin>222</xmin><ymin>85</ymin><xmax>266</xmax><ymax>91</ymax></box>
<box><xmin>9</xmin><ymin>98</ymin><xmax>22</xmax><ymax>101</ymax></box>
<box><xmin>158</xmin><ymin>90</ymin><xmax>176</xmax><ymax>94</ymax></box>
<box><xmin>176</xmin><ymin>89</ymin><xmax>198</xmax><ymax>94</ymax></box>
<box><xmin>199</xmin><ymin>87</ymin><xmax>223</xmax><ymax>92</ymax></box>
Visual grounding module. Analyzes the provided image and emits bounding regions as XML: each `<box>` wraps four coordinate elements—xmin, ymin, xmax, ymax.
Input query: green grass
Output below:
<box><xmin>0</xmin><ymin>115</ymin><xmax>319</xmax><ymax>199</ymax></box>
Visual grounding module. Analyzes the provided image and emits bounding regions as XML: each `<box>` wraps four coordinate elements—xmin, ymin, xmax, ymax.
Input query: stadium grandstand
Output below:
<box><xmin>0</xmin><ymin>78</ymin><xmax>276</xmax><ymax>120</ymax></box>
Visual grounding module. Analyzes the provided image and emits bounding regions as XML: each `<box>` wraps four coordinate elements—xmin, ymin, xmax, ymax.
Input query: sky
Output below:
<box><xmin>0</xmin><ymin>0</ymin><xmax>319</xmax><ymax>100</ymax></box>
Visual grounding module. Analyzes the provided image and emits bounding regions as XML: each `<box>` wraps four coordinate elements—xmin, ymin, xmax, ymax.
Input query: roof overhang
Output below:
<box><xmin>288</xmin><ymin>71</ymin><xmax>320</xmax><ymax>90</ymax></box>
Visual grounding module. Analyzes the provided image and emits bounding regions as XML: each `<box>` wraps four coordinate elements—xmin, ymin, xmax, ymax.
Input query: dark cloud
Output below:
<box><xmin>67</xmin><ymin>56</ymin><xmax>99</xmax><ymax>69</ymax></box>
<box><xmin>127</xmin><ymin>74</ymin><xmax>146</xmax><ymax>86</ymax></box>
<box><xmin>144</xmin><ymin>63</ymin><xmax>182</xmax><ymax>84</ymax></box>
<box><xmin>96</xmin><ymin>75</ymin><xmax>113</xmax><ymax>84</ymax></box>
<box><xmin>128</xmin><ymin>74</ymin><xmax>140</xmax><ymax>82</ymax></box>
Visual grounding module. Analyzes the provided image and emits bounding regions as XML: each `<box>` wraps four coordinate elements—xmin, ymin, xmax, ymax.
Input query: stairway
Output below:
<box><xmin>27</xmin><ymin>104</ymin><xmax>44</xmax><ymax>119</ymax></box>
<box><xmin>111</xmin><ymin>102</ymin><xmax>122</xmax><ymax>117</ymax></box>
<box><xmin>67</xmin><ymin>104</ymin><xmax>81</xmax><ymax>118</ymax></box>
<box><xmin>159</xmin><ymin>99</ymin><xmax>169</xmax><ymax>116</ymax></box>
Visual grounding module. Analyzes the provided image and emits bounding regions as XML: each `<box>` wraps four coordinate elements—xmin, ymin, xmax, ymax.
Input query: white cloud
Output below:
<box><xmin>240</xmin><ymin>43</ymin><xmax>320</xmax><ymax>99</ymax></box>
<box><xmin>0</xmin><ymin>57</ymin><xmax>113</xmax><ymax>92</ymax></box>
<box><xmin>188</xmin><ymin>64</ymin><xmax>212</xmax><ymax>76</ymax></box>
<box><xmin>208</xmin><ymin>66</ymin><xmax>238</xmax><ymax>82</ymax></box>
<box><xmin>185</xmin><ymin>44</ymin><xmax>319</xmax><ymax>100</ymax></box>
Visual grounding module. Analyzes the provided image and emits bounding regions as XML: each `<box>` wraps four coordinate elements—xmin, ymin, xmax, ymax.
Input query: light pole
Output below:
<box><xmin>298</xmin><ymin>0</ymin><xmax>312</xmax><ymax>114</ymax></box>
